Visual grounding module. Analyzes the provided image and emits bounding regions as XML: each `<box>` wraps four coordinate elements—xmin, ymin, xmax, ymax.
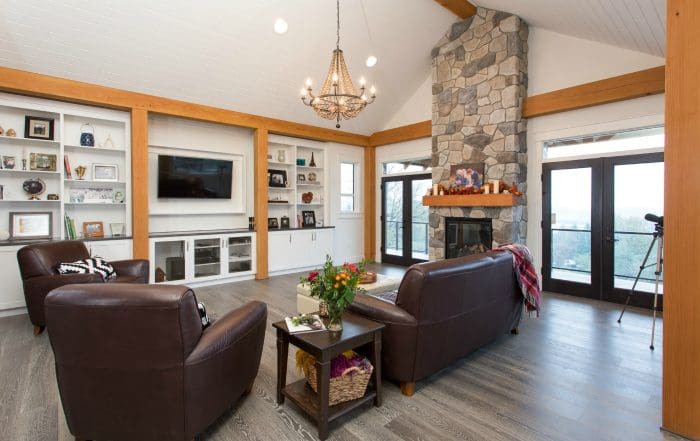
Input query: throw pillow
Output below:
<box><xmin>56</xmin><ymin>256</ymin><xmax>116</xmax><ymax>279</ymax></box>
<box><xmin>197</xmin><ymin>301</ymin><xmax>211</xmax><ymax>329</ymax></box>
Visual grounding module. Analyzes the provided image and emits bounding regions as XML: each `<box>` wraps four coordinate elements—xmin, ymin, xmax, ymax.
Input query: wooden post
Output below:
<box><xmin>663</xmin><ymin>1</ymin><xmax>700</xmax><ymax>438</ymax></box>
<box><xmin>363</xmin><ymin>146</ymin><xmax>376</xmax><ymax>261</ymax></box>
<box><xmin>254</xmin><ymin>128</ymin><xmax>269</xmax><ymax>279</ymax></box>
<box><xmin>130</xmin><ymin>108</ymin><xmax>149</xmax><ymax>260</ymax></box>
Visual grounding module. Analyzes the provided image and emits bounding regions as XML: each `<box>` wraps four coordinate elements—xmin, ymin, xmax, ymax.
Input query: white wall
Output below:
<box><xmin>374</xmin><ymin>138</ymin><xmax>432</xmax><ymax>260</ymax></box>
<box><xmin>526</xmin><ymin>94</ymin><xmax>665</xmax><ymax>275</ymax></box>
<box><xmin>147</xmin><ymin>115</ymin><xmax>254</xmax><ymax>233</ymax></box>
<box><xmin>382</xmin><ymin>75</ymin><xmax>432</xmax><ymax>130</ymax></box>
<box><xmin>528</xmin><ymin>27</ymin><xmax>665</xmax><ymax>96</ymax></box>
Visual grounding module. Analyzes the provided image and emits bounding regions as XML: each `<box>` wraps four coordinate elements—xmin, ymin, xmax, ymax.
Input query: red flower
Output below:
<box><xmin>342</xmin><ymin>262</ymin><xmax>359</xmax><ymax>274</ymax></box>
<box><xmin>307</xmin><ymin>271</ymin><xmax>319</xmax><ymax>282</ymax></box>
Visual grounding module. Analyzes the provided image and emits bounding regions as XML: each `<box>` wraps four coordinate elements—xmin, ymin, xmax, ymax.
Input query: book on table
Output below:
<box><xmin>284</xmin><ymin>314</ymin><xmax>326</xmax><ymax>333</ymax></box>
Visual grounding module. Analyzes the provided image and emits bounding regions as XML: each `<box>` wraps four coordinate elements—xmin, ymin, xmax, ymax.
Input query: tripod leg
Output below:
<box><xmin>618</xmin><ymin>235</ymin><xmax>657</xmax><ymax>323</ymax></box>
<box><xmin>650</xmin><ymin>236</ymin><xmax>663</xmax><ymax>351</ymax></box>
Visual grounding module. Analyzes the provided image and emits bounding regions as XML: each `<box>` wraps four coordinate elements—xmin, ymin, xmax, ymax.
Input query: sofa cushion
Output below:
<box><xmin>56</xmin><ymin>256</ymin><xmax>115</xmax><ymax>279</ymax></box>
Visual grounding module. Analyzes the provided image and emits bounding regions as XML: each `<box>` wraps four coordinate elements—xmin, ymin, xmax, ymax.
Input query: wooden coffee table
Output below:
<box><xmin>273</xmin><ymin>312</ymin><xmax>384</xmax><ymax>440</ymax></box>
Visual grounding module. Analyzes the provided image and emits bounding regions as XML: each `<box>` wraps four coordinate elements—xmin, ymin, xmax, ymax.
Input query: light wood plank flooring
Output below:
<box><xmin>0</xmin><ymin>264</ymin><xmax>685</xmax><ymax>441</ymax></box>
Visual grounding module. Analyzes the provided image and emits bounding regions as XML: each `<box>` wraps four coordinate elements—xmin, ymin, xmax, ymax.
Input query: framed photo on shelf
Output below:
<box><xmin>92</xmin><ymin>164</ymin><xmax>118</xmax><ymax>181</ymax></box>
<box><xmin>83</xmin><ymin>221</ymin><xmax>104</xmax><ymax>238</ymax></box>
<box><xmin>298</xmin><ymin>173</ymin><xmax>306</xmax><ymax>182</ymax></box>
<box><xmin>24</xmin><ymin>116</ymin><xmax>54</xmax><ymax>140</ymax></box>
<box><xmin>301</xmin><ymin>210</ymin><xmax>316</xmax><ymax>228</ymax></box>
<box><xmin>280</xmin><ymin>216</ymin><xmax>290</xmax><ymax>229</ymax></box>
<box><xmin>9</xmin><ymin>211</ymin><xmax>52</xmax><ymax>239</ymax></box>
<box><xmin>268</xmin><ymin>169</ymin><xmax>287</xmax><ymax>188</ymax></box>
<box><xmin>29</xmin><ymin>153</ymin><xmax>58</xmax><ymax>171</ymax></box>
<box><xmin>268</xmin><ymin>217</ymin><xmax>279</xmax><ymax>229</ymax></box>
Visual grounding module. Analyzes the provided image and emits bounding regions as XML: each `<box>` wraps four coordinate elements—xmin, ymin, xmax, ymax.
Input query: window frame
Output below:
<box><xmin>339</xmin><ymin>161</ymin><xmax>359</xmax><ymax>214</ymax></box>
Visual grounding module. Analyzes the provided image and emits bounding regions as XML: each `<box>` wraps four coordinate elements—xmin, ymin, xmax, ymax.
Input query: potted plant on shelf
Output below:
<box><xmin>301</xmin><ymin>256</ymin><xmax>365</xmax><ymax>331</ymax></box>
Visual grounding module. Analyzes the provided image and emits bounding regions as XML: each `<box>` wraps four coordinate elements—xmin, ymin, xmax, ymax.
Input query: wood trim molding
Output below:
<box><xmin>368</xmin><ymin>120</ymin><xmax>432</xmax><ymax>147</ymax></box>
<box><xmin>363</xmin><ymin>146</ymin><xmax>377</xmax><ymax>261</ymax></box>
<box><xmin>663</xmin><ymin>1</ymin><xmax>700</xmax><ymax>438</ymax></box>
<box><xmin>130</xmin><ymin>109</ymin><xmax>149</xmax><ymax>260</ymax></box>
<box><xmin>254</xmin><ymin>128</ymin><xmax>269</xmax><ymax>279</ymax></box>
<box><xmin>0</xmin><ymin>66</ymin><xmax>369</xmax><ymax>147</ymax></box>
<box><xmin>522</xmin><ymin>66</ymin><xmax>666</xmax><ymax>118</ymax></box>
<box><xmin>434</xmin><ymin>0</ymin><xmax>477</xmax><ymax>19</ymax></box>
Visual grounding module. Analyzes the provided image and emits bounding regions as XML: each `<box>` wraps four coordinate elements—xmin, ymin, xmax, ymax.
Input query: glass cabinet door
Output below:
<box><xmin>193</xmin><ymin>238</ymin><xmax>221</xmax><ymax>278</ymax></box>
<box><xmin>228</xmin><ymin>236</ymin><xmax>252</xmax><ymax>273</ymax></box>
<box><xmin>154</xmin><ymin>240</ymin><xmax>187</xmax><ymax>283</ymax></box>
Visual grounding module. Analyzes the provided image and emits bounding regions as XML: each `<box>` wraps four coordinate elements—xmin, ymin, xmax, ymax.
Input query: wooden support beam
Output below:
<box><xmin>522</xmin><ymin>66</ymin><xmax>666</xmax><ymax>118</ymax></box>
<box><xmin>363</xmin><ymin>146</ymin><xmax>377</xmax><ymax>261</ymax></box>
<box><xmin>254</xmin><ymin>128</ymin><xmax>269</xmax><ymax>279</ymax></box>
<box><xmin>663</xmin><ymin>1</ymin><xmax>700</xmax><ymax>439</ymax></box>
<box><xmin>130</xmin><ymin>108</ymin><xmax>149</xmax><ymax>260</ymax></box>
<box><xmin>0</xmin><ymin>66</ymin><xmax>369</xmax><ymax>147</ymax></box>
<box><xmin>434</xmin><ymin>0</ymin><xmax>477</xmax><ymax>19</ymax></box>
<box><xmin>368</xmin><ymin>120</ymin><xmax>432</xmax><ymax>147</ymax></box>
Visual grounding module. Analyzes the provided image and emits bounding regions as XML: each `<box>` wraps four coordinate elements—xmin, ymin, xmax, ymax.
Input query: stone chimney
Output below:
<box><xmin>429</xmin><ymin>8</ymin><xmax>528</xmax><ymax>260</ymax></box>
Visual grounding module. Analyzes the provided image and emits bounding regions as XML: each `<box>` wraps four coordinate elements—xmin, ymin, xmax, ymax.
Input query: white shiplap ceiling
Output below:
<box><xmin>475</xmin><ymin>0</ymin><xmax>666</xmax><ymax>57</ymax></box>
<box><xmin>0</xmin><ymin>0</ymin><xmax>454</xmax><ymax>135</ymax></box>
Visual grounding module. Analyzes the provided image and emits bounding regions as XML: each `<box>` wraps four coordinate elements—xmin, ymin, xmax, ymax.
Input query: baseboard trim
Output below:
<box><xmin>0</xmin><ymin>307</ymin><xmax>27</xmax><ymax>318</ymax></box>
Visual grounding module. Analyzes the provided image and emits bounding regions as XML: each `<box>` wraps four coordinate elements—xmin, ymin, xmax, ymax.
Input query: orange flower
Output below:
<box><xmin>333</xmin><ymin>283</ymin><xmax>339</xmax><ymax>289</ymax></box>
<box><xmin>341</xmin><ymin>280</ymin><xmax>347</xmax><ymax>286</ymax></box>
<box><xmin>335</xmin><ymin>275</ymin><xmax>340</xmax><ymax>281</ymax></box>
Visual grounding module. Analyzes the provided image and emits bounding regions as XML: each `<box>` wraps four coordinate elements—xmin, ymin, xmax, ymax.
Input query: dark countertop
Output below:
<box><xmin>149</xmin><ymin>226</ymin><xmax>335</xmax><ymax>239</ymax></box>
<box><xmin>0</xmin><ymin>235</ymin><xmax>133</xmax><ymax>247</ymax></box>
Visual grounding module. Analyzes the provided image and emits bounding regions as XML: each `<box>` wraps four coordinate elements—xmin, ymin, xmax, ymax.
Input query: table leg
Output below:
<box><xmin>276</xmin><ymin>329</ymin><xmax>289</xmax><ymax>405</ymax></box>
<box><xmin>316</xmin><ymin>358</ymin><xmax>331</xmax><ymax>440</ymax></box>
<box><xmin>370</xmin><ymin>330</ymin><xmax>382</xmax><ymax>407</ymax></box>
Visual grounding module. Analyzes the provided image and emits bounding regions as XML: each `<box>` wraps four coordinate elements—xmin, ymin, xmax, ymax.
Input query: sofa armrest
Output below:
<box><xmin>348</xmin><ymin>293</ymin><xmax>417</xmax><ymax>325</ymax></box>
<box><xmin>186</xmin><ymin>301</ymin><xmax>267</xmax><ymax>364</ymax></box>
<box><xmin>110</xmin><ymin>259</ymin><xmax>149</xmax><ymax>283</ymax></box>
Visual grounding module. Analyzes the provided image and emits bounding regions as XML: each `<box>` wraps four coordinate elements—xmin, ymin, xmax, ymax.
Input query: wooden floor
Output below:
<box><xmin>0</xmin><ymin>264</ymin><xmax>685</xmax><ymax>441</ymax></box>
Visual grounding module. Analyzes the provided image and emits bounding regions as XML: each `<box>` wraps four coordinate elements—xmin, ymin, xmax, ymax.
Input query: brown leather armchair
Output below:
<box><xmin>348</xmin><ymin>251</ymin><xmax>523</xmax><ymax>396</ymax></box>
<box><xmin>45</xmin><ymin>283</ymin><xmax>267</xmax><ymax>441</ymax></box>
<box><xmin>17</xmin><ymin>240</ymin><xmax>149</xmax><ymax>335</ymax></box>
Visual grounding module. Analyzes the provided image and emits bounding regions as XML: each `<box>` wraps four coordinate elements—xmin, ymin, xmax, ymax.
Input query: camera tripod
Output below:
<box><xmin>617</xmin><ymin>218</ymin><xmax>663</xmax><ymax>350</ymax></box>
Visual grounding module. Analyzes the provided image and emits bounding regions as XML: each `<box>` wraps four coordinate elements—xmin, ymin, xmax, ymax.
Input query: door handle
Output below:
<box><xmin>605</xmin><ymin>236</ymin><xmax>620</xmax><ymax>242</ymax></box>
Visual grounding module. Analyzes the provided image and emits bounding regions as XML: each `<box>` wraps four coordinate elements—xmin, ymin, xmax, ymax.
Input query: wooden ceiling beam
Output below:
<box><xmin>522</xmin><ymin>66</ymin><xmax>666</xmax><ymax>118</ymax></box>
<box><xmin>434</xmin><ymin>0</ymin><xmax>477</xmax><ymax>19</ymax></box>
<box><xmin>368</xmin><ymin>120</ymin><xmax>432</xmax><ymax>147</ymax></box>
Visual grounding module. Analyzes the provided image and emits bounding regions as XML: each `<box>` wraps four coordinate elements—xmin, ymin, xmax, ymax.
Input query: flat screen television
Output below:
<box><xmin>158</xmin><ymin>155</ymin><xmax>233</xmax><ymax>199</ymax></box>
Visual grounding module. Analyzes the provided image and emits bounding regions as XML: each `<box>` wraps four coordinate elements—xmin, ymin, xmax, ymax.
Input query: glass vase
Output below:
<box><xmin>326</xmin><ymin>301</ymin><xmax>343</xmax><ymax>332</ymax></box>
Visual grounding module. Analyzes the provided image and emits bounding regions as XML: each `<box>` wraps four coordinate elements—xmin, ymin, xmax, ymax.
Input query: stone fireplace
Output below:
<box><xmin>445</xmin><ymin>217</ymin><xmax>492</xmax><ymax>258</ymax></box>
<box><xmin>429</xmin><ymin>7</ymin><xmax>528</xmax><ymax>260</ymax></box>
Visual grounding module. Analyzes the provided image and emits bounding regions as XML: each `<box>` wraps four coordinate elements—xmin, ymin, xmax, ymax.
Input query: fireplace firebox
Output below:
<box><xmin>445</xmin><ymin>217</ymin><xmax>492</xmax><ymax>258</ymax></box>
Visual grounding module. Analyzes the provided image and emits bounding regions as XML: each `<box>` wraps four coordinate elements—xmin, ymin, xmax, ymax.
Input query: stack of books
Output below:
<box><xmin>64</xmin><ymin>214</ymin><xmax>77</xmax><ymax>239</ymax></box>
<box><xmin>284</xmin><ymin>314</ymin><xmax>326</xmax><ymax>333</ymax></box>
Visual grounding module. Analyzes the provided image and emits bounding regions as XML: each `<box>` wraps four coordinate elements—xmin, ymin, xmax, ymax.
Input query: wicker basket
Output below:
<box><xmin>304</xmin><ymin>361</ymin><xmax>373</xmax><ymax>406</ymax></box>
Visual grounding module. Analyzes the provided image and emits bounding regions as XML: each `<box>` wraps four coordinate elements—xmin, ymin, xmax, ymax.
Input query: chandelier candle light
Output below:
<box><xmin>301</xmin><ymin>0</ymin><xmax>376</xmax><ymax>128</ymax></box>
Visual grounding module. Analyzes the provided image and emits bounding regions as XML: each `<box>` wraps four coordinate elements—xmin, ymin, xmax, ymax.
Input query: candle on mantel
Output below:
<box><xmin>433</xmin><ymin>184</ymin><xmax>438</xmax><ymax>195</ymax></box>
<box><xmin>492</xmin><ymin>180</ymin><xmax>500</xmax><ymax>194</ymax></box>
<box><xmin>483</xmin><ymin>185</ymin><xmax>490</xmax><ymax>194</ymax></box>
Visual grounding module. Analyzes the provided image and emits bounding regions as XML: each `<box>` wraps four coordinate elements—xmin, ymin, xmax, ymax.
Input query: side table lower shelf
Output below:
<box><xmin>283</xmin><ymin>379</ymin><xmax>377</xmax><ymax>423</ymax></box>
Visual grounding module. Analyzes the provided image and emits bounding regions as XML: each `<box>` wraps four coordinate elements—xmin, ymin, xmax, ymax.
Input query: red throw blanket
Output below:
<box><xmin>495</xmin><ymin>244</ymin><xmax>541</xmax><ymax>316</ymax></box>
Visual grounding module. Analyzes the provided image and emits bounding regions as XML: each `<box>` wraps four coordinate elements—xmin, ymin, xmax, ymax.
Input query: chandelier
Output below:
<box><xmin>301</xmin><ymin>0</ymin><xmax>376</xmax><ymax>128</ymax></box>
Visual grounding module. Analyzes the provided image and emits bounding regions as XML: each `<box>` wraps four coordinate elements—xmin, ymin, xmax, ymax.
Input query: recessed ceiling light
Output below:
<box><xmin>366</xmin><ymin>55</ymin><xmax>378</xmax><ymax>67</ymax></box>
<box><xmin>274</xmin><ymin>18</ymin><xmax>288</xmax><ymax>35</ymax></box>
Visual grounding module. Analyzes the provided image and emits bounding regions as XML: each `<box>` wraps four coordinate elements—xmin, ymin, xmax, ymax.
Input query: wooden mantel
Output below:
<box><xmin>422</xmin><ymin>193</ymin><xmax>519</xmax><ymax>207</ymax></box>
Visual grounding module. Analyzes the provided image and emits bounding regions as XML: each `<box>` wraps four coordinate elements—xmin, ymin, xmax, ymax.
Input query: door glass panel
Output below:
<box><xmin>384</xmin><ymin>181</ymin><xmax>403</xmax><ymax>257</ymax></box>
<box><xmin>228</xmin><ymin>236</ymin><xmax>252</xmax><ymax>273</ymax></box>
<box><xmin>613</xmin><ymin>162</ymin><xmax>664</xmax><ymax>292</ymax></box>
<box><xmin>411</xmin><ymin>179</ymin><xmax>431</xmax><ymax>260</ymax></box>
<box><xmin>194</xmin><ymin>238</ymin><xmax>221</xmax><ymax>278</ymax></box>
<box><xmin>550</xmin><ymin>168</ymin><xmax>592</xmax><ymax>284</ymax></box>
<box><xmin>154</xmin><ymin>240</ymin><xmax>186</xmax><ymax>283</ymax></box>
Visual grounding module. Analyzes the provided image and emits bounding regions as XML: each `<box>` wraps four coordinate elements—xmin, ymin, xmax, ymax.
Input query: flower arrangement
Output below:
<box><xmin>301</xmin><ymin>255</ymin><xmax>365</xmax><ymax>331</ymax></box>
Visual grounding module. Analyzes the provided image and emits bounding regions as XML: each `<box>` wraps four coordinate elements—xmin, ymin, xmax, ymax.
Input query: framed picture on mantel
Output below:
<box><xmin>450</xmin><ymin>163</ymin><xmax>484</xmax><ymax>189</ymax></box>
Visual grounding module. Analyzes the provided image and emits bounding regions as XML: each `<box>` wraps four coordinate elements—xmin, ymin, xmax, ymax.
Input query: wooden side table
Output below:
<box><xmin>273</xmin><ymin>312</ymin><xmax>384</xmax><ymax>440</ymax></box>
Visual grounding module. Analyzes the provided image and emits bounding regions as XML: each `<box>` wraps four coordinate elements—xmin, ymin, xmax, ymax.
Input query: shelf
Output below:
<box><xmin>0</xmin><ymin>136</ymin><xmax>60</xmax><ymax>146</ymax></box>
<box><xmin>65</xmin><ymin>202</ymin><xmax>126</xmax><ymax>206</ymax></box>
<box><xmin>194</xmin><ymin>245</ymin><xmax>220</xmax><ymax>249</ymax></box>
<box><xmin>64</xmin><ymin>144</ymin><xmax>125</xmax><ymax>153</ymax></box>
<box><xmin>64</xmin><ymin>179</ymin><xmax>126</xmax><ymax>185</ymax></box>
<box><xmin>229</xmin><ymin>256</ymin><xmax>251</xmax><ymax>263</ymax></box>
<box><xmin>297</xmin><ymin>166</ymin><xmax>323</xmax><ymax>171</ymax></box>
<box><xmin>268</xmin><ymin>187</ymin><xmax>295</xmax><ymax>191</ymax></box>
<box><xmin>297</xmin><ymin>183</ymin><xmax>323</xmax><ymax>187</ymax></box>
<box><xmin>268</xmin><ymin>201</ymin><xmax>293</xmax><ymax>205</ymax></box>
<box><xmin>268</xmin><ymin>161</ymin><xmax>294</xmax><ymax>166</ymax></box>
<box><xmin>297</xmin><ymin>203</ymin><xmax>323</xmax><ymax>206</ymax></box>
<box><xmin>0</xmin><ymin>199</ymin><xmax>61</xmax><ymax>203</ymax></box>
<box><xmin>422</xmin><ymin>193</ymin><xmax>520</xmax><ymax>207</ymax></box>
<box><xmin>194</xmin><ymin>262</ymin><xmax>220</xmax><ymax>267</ymax></box>
<box><xmin>0</xmin><ymin>168</ymin><xmax>60</xmax><ymax>175</ymax></box>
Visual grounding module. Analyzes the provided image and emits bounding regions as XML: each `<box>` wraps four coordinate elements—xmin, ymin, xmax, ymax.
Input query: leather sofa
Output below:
<box><xmin>17</xmin><ymin>240</ymin><xmax>149</xmax><ymax>335</ymax></box>
<box><xmin>348</xmin><ymin>251</ymin><xmax>523</xmax><ymax>396</ymax></box>
<box><xmin>45</xmin><ymin>283</ymin><xmax>267</xmax><ymax>441</ymax></box>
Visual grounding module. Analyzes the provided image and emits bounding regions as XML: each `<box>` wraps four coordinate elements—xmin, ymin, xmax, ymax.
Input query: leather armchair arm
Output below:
<box><xmin>110</xmin><ymin>259</ymin><xmax>149</xmax><ymax>283</ymax></box>
<box><xmin>186</xmin><ymin>301</ymin><xmax>267</xmax><ymax>364</ymax></box>
<box><xmin>348</xmin><ymin>293</ymin><xmax>417</xmax><ymax>325</ymax></box>
<box><xmin>26</xmin><ymin>273</ymin><xmax>104</xmax><ymax>294</ymax></box>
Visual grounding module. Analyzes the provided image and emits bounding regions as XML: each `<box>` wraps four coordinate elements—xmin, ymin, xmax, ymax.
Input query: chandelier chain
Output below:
<box><xmin>336</xmin><ymin>0</ymin><xmax>340</xmax><ymax>50</ymax></box>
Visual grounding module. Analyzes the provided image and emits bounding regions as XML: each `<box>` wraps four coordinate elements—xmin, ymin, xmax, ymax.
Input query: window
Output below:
<box><xmin>543</xmin><ymin>126</ymin><xmax>664</xmax><ymax>160</ymax></box>
<box><xmin>340</xmin><ymin>162</ymin><xmax>356</xmax><ymax>212</ymax></box>
<box><xmin>382</xmin><ymin>158</ymin><xmax>432</xmax><ymax>175</ymax></box>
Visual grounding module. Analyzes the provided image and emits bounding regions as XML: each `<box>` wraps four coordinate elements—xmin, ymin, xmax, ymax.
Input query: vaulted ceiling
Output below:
<box><xmin>0</xmin><ymin>1</ymin><xmax>666</xmax><ymax>136</ymax></box>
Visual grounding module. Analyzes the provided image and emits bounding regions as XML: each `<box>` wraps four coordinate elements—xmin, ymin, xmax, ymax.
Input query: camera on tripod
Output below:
<box><xmin>644</xmin><ymin>213</ymin><xmax>663</xmax><ymax>234</ymax></box>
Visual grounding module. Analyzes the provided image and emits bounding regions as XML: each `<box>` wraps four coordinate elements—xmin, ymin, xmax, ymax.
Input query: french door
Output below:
<box><xmin>381</xmin><ymin>173</ymin><xmax>431</xmax><ymax>266</ymax></box>
<box><xmin>542</xmin><ymin>153</ymin><xmax>664</xmax><ymax>308</ymax></box>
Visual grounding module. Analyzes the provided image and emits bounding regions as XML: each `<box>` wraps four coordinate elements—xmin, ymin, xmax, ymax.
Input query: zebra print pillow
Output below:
<box><xmin>56</xmin><ymin>257</ymin><xmax>116</xmax><ymax>279</ymax></box>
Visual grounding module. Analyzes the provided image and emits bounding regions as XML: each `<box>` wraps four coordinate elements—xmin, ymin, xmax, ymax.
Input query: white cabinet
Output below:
<box><xmin>85</xmin><ymin>239</ymin><xmax>132</xmax><ymax>261</ymax></box>
<box><xmin>268</xmin><ymin>229</ymin><xmax>333</xmax><ymax>274</ymax></box>
<box><xmin>0</xmin><ymin>246</ymin><xmax>26</xmax><ymax>310</ymax></box>
<box><xmin>150</xmin><ymin>232</ymin><xmax>255</xmax><ymax>284</ymax></box>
